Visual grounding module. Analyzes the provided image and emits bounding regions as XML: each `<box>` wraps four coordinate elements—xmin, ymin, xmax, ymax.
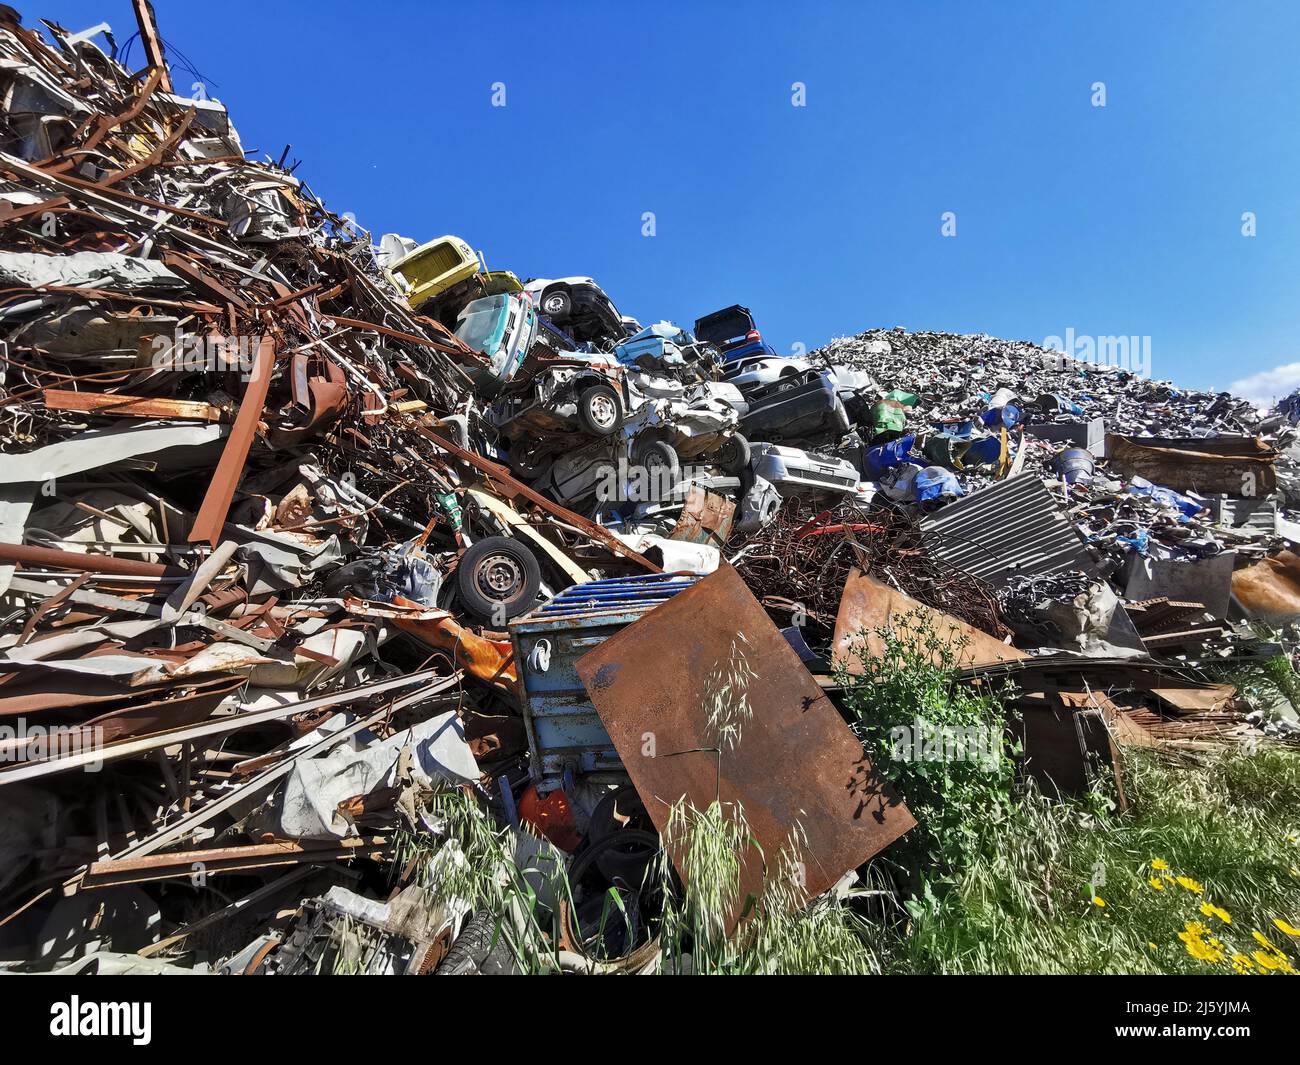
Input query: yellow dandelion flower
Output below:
<box><xmin>1175</xmin><ymin>876</ymin><xmax>1204</xmax><ymax>895</ymax></box>
<box><xmin>1148</xmin><ymin>877</ymin><xmax>1165</xmax><ymax>890</ymax></box>
<box><xmin>1253</xmin><ymin>950</ymin><xmax>1298</xmax><ymax>975</ymax></box>
<box><xmin>1092</xmin><ymin>896</ymin><xmax>1106</xmax><ymax>908</ymax></box>
<box><xmin>1231</xmin><ymin>953</ymin><xmax>1253</xmax><ymax>974</ymax></box>
<box><xmin>1180</xmin><ymin>932</ymin><xmax>1225</xmax><ymax>964</ymax></box>
<box><xmin>1148</xmin><ymin>942</ymin><xmax>1158</xmax><ymax>950</ymax></box>
<box><xmin>1178</xmin><ymin>920</ymin><xmax>1226</xmax><ymax>964</ymax></box>
<box><xmin>1273</xmin><ymin>918</ymin><xmax>1300</xmax><ymax>937</ymax></box>
<box><xmin>1200</xmin><ymin>902</ymin><xmax>1233</xmax><ymax>925</ymax></box>
<box><xmin>1253</xmin><ymin>930</ymin><xmax>1284</xmax><ymax>954</ymax></box>
<box><xmin>1151</xmin><ymin>859</ymin><xmax>1170</xmax><ymax>871</ymax></box>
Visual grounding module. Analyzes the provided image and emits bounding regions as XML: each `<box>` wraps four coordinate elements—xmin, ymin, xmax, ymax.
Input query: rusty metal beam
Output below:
<box><xmin>43</xmin><ymin>388</ymin><xmax>224</xmax><ymax>423</ymax></box>
<box><xmin>0</xmin><ymin>540</ymin><xmax>180</xmax><ymax>578</ymax></box>
<box><xmin>130</xmin><ymin>0</ymin><xmax>173</xmax><ymax>93</ymax></box>
<box><xmin>323</xmin><ymin>313</ymin><xmax>471</xmax><ymax>357</ymax></box>
<box><xmin>188</xmin><ymin>336</ymin><xmax>275</xmax><ymax>547</ymax></box>
<box><xmin>84</xmin><ymin>836</ymin><xmax>390</xmax><ymax>888</ymax></box>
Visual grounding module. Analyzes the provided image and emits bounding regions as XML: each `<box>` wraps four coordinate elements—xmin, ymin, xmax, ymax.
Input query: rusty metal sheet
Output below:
<box><xmin>1106</xmin><ymin>434</ymin><xmax>1277</xmax><ymax>496</ymax></box>
<box><xmin>1232</xmin><ymin>549</ymin><xmax>1300</xmax><ymax>623</ymax></box>
<box><xmin>669</xmin><ymin>485</ymin><xmax>735</xmax><ymax>547</ymax></box>
<box><xmin>576</xmin><ymin>564</ymin><xmax>914</xmax><ymax>911</ymax></box>
<box><xmin>831</xmin><ymin>567</ymin><xmax>1025</xmax><ymax>673</ymax></box>
<box><xmin>1017</xmin><ymin>691</ymin><xmax>1123</xmax><ymax>802</ymax></box>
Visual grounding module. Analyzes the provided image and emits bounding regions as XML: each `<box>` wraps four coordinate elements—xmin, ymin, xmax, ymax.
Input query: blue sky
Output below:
<box><xmin>38</xmin><ymin>0</ymin><xmax>1300</xmax><ymax>400</ymax></box>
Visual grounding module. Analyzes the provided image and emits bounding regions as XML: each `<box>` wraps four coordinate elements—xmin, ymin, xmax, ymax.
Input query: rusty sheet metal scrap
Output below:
<box><xmin>576</xmin><ymin>565</ymin><xmax>915</xmax><ymax>916</ymax></box>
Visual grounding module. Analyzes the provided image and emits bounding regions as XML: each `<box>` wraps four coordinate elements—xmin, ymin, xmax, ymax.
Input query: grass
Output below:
<box><xmin>891</xmin><ymin>746</ymin><xmax>1300</xmax><ymax>974</ymax></box>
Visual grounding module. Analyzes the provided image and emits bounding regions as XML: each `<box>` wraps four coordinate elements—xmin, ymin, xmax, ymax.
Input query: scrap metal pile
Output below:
<box><xmin>0</xmin><ymin>8</ymin><xmax>1296</xmax><ymax>975</ymax></box>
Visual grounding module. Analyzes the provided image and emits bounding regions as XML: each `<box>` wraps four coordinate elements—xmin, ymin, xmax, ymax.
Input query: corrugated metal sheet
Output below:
<box><xmin>919</xmin><ymin>474</ymin><xmax>1097</xmax><ymax>585</ymax></box>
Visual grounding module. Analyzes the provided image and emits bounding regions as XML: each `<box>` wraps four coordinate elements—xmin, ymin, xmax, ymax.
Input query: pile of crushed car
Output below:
<box><xmin>0</xmin><ymin>8</ymin><xmax>1296</xmax><ymax>975</ymax></box>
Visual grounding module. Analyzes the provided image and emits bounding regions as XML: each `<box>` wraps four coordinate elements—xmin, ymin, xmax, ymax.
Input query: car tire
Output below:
<box><xmin>434</xmin><ymin>911</ymin><xmax>519</xmax><ymax>975</ymax></box>
<box><xmin>633</xmin><ymin>439</ymin><xmax>680</xmax><ymax>492</ymax></box>
<box><xmin>713</xmin><ymin>433</ymin><xmax>751</xmax><ymax>475</ymax></box>
<box><xmin>506</xmin><ymin>446</ymin><xmax>548</xmax><ymax>479</ymax></box>
<box><xmin>577</xmin><ymin>384</ymin><xmax>623</xmax><ymax>436</ymax></box>
<box><xmin>540</xmin><ymin>287</ymin><xmax>572</xmax><ymax>322</ymax></box>
<box><xmin>456</xmin><ymin>536</ymin><xmax>541</xmax><ymax>623</ymax></box>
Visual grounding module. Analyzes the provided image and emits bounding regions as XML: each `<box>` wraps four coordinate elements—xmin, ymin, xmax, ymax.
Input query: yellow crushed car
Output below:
<box><xmin>384</xmin><ymin>235</ymin><xmax>479</xmax><ymax>311</ymax></box>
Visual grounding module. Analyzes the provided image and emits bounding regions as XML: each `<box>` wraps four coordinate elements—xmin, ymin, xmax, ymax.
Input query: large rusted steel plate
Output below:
<box><xmin>576</xmin><ymin>564</ymin><xmax>913</xmax><ymax>909</ymax></box>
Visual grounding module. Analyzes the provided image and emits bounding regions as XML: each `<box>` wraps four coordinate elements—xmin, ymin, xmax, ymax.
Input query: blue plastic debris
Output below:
<box><xmin>1126</xmin><ymin>476</ymin><xmax>1203</xmax><ymax>519</ymax></box>
<box><xmin>915</xmin><ymin>465</ymin><xmax>962</xmax><ymax>502</ymax></box>
<box><xmin>864</xmin><ymin>433</ymin><xmax>916</xmax><ymax>478</ymax></box>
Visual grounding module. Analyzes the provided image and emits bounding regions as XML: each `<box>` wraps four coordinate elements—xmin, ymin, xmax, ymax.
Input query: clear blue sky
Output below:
<box><xmin>38</xmin><ymin>0</ymin><xmax>1300</xmax><ymax>396</ymax></box>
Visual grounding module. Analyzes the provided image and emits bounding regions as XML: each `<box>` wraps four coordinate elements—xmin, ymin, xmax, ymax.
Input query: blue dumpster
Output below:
<box><xmin>508</xmin><ymin>573</ymin><xmax>701</xmax><ymax>793</ymax></box>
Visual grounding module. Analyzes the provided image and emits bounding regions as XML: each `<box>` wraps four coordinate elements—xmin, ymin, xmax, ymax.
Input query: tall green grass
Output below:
<box><xmin>892</xmin><ymin>746</ymin><xmax>1300</xmax><ymax>974</ymax></box>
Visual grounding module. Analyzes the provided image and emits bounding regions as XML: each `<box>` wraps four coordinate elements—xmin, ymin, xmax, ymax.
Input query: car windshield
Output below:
<box><xmin>696</xmin><ymin>310</ymin><xmax>754</xmax><ymax>345</ymax></box>
<box><xmin>456</xmin><ymin>295</ymin><xmax>509</xmax><ymax>356</ymax></box>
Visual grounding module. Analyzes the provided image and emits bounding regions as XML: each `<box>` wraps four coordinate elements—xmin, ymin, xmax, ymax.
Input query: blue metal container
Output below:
<box><xmin>509</xmin><ymin>573</ymin><xmax>700</xmax><ymax>793</ymax></box>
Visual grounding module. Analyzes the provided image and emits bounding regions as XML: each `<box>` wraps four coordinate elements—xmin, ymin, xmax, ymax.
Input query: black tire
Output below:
<box><xmin>434</xmin><ymin>911</ymin><xmax>518</xmax><ymax>975</ymax></box>
<box><xmin>456</xmin><ymin>536</ymin><xmax>541</xmax><ymax>623</ymax></box>
<box><xmin>713</xmin><ymin>433</ymin><xmax>751</xmax><ymax>475</ymax></box>
<box><xmin>633</xmin><ymin>439</ymin><xmax>680</xmax><ymax>491</ymax></box>
<box><xmin>506</xmin><ymin>446</ymin><xmax>548</xmax><ymax>480</ymax></box>
<box><xmin>577</xmin><ymin>384</ymin><xmax>622</xmax><ymax>436</ymax></box>
<box><xmin>540</xmin><ymin>287</ymin><xmax>572</xmax><ymax>322</ymax></box>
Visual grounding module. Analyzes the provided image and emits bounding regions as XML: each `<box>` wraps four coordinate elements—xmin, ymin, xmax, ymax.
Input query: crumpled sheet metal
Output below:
<box><xmin>0</xmin><ymin>249</ymin><xmax>185</xmax><ymax>291</ymax></box>
<box><xmin>246</xmin><ymin>709</ymin><xmax>478</xmax><ymax>842</ymax></box>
